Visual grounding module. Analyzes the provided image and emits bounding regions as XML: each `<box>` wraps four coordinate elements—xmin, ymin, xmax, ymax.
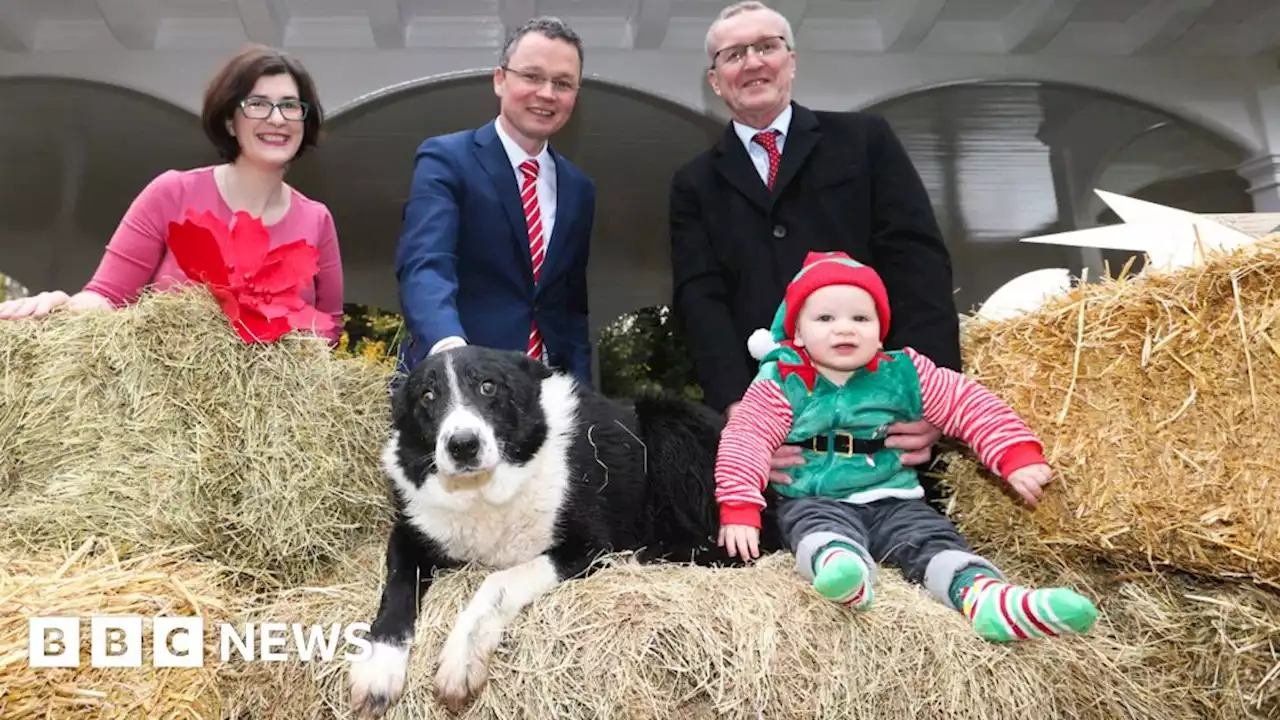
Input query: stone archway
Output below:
<box><xmin>0</xmin><ymin>77</ymin><xmax>212</xmax><ymax>296</ymax></box>
<box><xmin>863</xmin><ymin>80</ymin><xmax>1252</xmax><ymax>317</ymax></box>
<box><xmin>285</xmin><ymin>73</ymin><xmax>725</xmax><ymax>372</ymax></box>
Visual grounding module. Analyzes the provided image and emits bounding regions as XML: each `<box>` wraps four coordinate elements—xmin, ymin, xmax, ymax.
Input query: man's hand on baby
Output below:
<box><xmin>768</xmin><ymin>445</ymin><xmax>803</xmax><ymax>484</ymax></box>
<box><xmin>884</xmin><ymin>419</ymin><xmax>942</xmax><ymax>466</ymax></box>
<box><xmin>719</xmin><ymin>524</ymin><xmax>761</xmax><ymax>559</ymax></box>
<box><xmin>1007</xmin><ymin>463</ymin><xmax>1052</xmax><ymax>508</ymax></box>
<box><xmin>723</xmin><ymin>406</ymin><xmax>804</xmax><ymax>483</ymax></box>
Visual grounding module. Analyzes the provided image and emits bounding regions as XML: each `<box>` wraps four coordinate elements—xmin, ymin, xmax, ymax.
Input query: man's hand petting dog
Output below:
<box><xmin>719</xmin><ymin>524</ymin><xmax>761</xmax><ymax>560</ymax></box>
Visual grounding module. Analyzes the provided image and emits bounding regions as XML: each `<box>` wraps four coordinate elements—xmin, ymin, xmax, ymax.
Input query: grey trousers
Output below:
<box><xmin>775</xmin><ymin>495</ymin><xmax>1002</xmax><ymax>610</ymax></box>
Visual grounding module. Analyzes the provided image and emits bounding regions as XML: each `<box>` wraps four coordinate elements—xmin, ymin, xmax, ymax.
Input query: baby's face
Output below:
<box><xmin>793</xmin><ymin>285</ymin><xmax>882</xmax><ymax>372</ymax></box>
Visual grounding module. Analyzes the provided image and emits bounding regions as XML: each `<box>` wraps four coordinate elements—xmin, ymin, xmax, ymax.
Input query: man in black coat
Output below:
<box><xmin>670</xmin><ymin>1</ymin><xmax>961</xmax><ymax>483</ymax></box>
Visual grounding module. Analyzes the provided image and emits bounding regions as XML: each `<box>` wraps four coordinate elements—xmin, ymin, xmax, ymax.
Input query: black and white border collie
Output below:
<box><xmin>347</xmin><ymin>345</ymin><xmax>761</xmax><ymax>717</ymax></box>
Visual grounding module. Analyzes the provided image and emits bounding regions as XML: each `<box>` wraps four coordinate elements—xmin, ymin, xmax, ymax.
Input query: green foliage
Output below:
<box><xmin>336</xmin><ymin>303</ymin><xmax>405</xmax><ymax>368</ymax></box>
<box><xmin>1</xmin><ymin>273</ymin><xmax>28</xmax><ymax>303</ymax></box>
<box><xmin>333</xmin><ymin>301</ymin><xmax>705</xmax><ymax>402</ymax></box>
<box><xmin>596</xmin><ymin>305</ymin><xmax>702</xmax><ymax>401</ymax></box>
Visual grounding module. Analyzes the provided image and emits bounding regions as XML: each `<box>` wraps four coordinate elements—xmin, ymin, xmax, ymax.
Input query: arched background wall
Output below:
<box><xmin>295</xmin><ymin>69</ymin><xmax>1256</xmax><ymax>333</ymax></box>
<box><xmin>1</xmin><ymin>48</ymin><xmax>1268</xmax><ymax>156</ymax></box>
<box><xmin>862</xmin><ymin>79</ymin><xmax>1252</xmax><ymax>314</ymax></box>
<box><xmin>0</xmin><ymin>68</ymin><xmax>1260</xmax><ymax>347</ymax></box>
<box><xmin>283</xmin><ymin>72</ymin><xmax>724</xmax><ymax>348</ymax></box>
<box><xmin>0</xmin><ymin>76</ymin><xmax>214</xmax><ymax>295</ymax></box>
<box><xmin>851</xmin><ymin>73</ymin><xmax>1263</xmax><ymax>161</ymax></box>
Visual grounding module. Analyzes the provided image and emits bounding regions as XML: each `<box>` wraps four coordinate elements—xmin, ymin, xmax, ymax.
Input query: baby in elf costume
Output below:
<box><xmin>715</xmin><ymin>250</ymin><xmax>1098</xmax><ymax>643</ymax></box>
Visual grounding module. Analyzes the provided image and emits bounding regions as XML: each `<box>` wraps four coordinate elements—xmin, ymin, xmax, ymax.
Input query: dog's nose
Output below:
<box><xmin>446</xmin><ymin>431</ymin><xmax>481</xmax><ymax>463</ymax></box>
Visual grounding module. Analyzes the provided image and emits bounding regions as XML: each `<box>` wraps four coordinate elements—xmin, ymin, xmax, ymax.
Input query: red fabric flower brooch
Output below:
<box><xmin>164</xmin><ymin>208</ymin><xmax>335</xmax><ymax>343</ymax></box>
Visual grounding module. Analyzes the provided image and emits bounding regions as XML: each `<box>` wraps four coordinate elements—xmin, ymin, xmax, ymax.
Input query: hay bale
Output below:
<box><xmin>981</xmin><ymin>538</ymin><xmax>1280</xmax><ymax>719</ymax></box>
<box><xmin>0</xmin><ymin>289</ymin><xmax>394</xmax><ymax>589</ymax></box>
<box><xmin>220</xmin><ymin>541</ymin><xmax>1195</xmax><ymax>720</ymax></box>
<box><xmin>953</xmin><ymin>237</ymin><xmax>1280</xmax><ymax>585</ymax></box>
<box><xmin>6</xmin><ymin>539</ymin><xmax>1266</xmax><ymax>720</ymax></box>
<box><xmin>0</xmin><ymin>538</ymin><xmax>238</xmax><ymax>719</ymax></box>
<box><xmin>1097</xmin><ymin>568</ymin><xmax>1280</xmax><ymax>719</ymax></box>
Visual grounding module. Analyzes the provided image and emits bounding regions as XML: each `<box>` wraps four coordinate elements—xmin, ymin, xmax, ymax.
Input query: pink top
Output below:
<box><xmin>82</xmin><ymin>165</ymin><xmax>344</xmax><ymax>342</ymax></box>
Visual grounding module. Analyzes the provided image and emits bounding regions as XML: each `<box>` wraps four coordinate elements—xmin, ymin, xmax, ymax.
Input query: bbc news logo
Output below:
<box><xmin>28</xmin><ymin>616</ymin><xmax>372</xmax><ymax>668</ymax></box>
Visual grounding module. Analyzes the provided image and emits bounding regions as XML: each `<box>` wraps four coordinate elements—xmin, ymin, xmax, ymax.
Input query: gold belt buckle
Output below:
<box><xmin>833</xmin><ymin>431</ymin><xmax>855</xmax><ymax>457</ymax></box>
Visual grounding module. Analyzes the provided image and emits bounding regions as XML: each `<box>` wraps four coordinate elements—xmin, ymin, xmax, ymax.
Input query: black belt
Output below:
<box><xmin>788</xmin><ymin>432</ymin><xmax>885</xmax><ymax>457</ymax></box>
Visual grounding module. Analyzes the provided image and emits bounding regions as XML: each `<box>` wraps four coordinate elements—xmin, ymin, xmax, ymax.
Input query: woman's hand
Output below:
<box><xmin>66</xmin><ymin>291</ymin><xmax>113</xmax><ymax>312</ymax></box>
<box><xmin>0</xmin><ymin>291</ymin><xmax>71</xmax><ymax>319</ymax></box>
<box><xmin>0</xmin><ymin>290</ymin><xmax>111</xmax><ymax>320</ymax></box>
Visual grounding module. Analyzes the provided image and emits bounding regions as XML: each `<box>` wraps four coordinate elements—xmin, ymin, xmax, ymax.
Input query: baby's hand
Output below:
<box><xmin>1007</xmin><ymin>463</ymin><xmax>1052</xmax><ymax>508</ymax></box>
<box><xmin>718</xmin><ymin>524</ymin><xmax>761</xmax><ymax>559</ymax></box>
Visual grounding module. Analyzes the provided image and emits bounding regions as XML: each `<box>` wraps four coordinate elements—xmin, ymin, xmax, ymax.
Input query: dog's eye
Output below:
<box><xmin>420</xmin><ymin>390</ymin><xmax>436</xmax><ymax>404</ymax></box>
<box><xmin>479</xmin><ymin>380</ymin><xmax>496</xmax><ymax>396</ymax></box>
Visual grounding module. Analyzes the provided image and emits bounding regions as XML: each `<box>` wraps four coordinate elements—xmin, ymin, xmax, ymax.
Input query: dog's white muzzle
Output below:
<box><xmin>435</xmin><ymin>405</ymin><xmax>500</xmax><ymax>480</ymax></box>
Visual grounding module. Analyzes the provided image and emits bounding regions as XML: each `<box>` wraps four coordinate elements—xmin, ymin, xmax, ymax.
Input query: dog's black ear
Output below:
<box><xmin>389</xmin><ymin>372</ymin><xmax>412</xmax><ymax>425</ymax></box>
<box><xmin>515</xmin><ymin>352</ymin><xmax>554</xmax><ymax>381</ymax></box>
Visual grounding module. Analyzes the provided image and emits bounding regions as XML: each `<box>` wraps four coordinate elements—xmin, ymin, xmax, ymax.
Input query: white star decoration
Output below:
<box><xmin>976</xmin><ymin>190</ymin><xmax>1280</xmax><ymax>322</ymax></box>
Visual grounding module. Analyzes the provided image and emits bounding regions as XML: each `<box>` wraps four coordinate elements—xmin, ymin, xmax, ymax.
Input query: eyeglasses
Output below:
<box><xmin>712</xmin><ymin>35</ymin><xmax>788</xmax><ymax>68</ymax></box>
<box><xmin>239</xmin><ymin>97</ymin><xmax>309</xmax><ymax>121</ymax></box>
<box><xmin>501</xmin><ymin>67</ymin><xmax>580</xmax><ymax>95</ymax></box>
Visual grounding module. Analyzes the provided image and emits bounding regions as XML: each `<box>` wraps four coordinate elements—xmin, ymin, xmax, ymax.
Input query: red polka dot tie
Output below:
<box><xmin>519</xmin><ymin>159</ymin><xmax>545</xmax><ymax>360</ymax></box>
<box><xmin>752</xmin><ymin>129</ymin><xmax>781</xmax><ymax>190</ymax></box>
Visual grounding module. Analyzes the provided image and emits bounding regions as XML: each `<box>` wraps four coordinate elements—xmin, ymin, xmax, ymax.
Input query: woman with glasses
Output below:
<box><xmin>0</xmin><ymin>44</ymin><xmax>344</xmax><ymax>342</ymax></box>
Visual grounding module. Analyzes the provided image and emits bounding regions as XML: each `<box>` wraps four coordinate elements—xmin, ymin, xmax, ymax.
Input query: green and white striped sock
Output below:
<box><xmin>957</xmin><ymin>572</ymin><xmax>1098</xmax><ymax>642</ymax></box>
<box><xmin>812</xmin><ymin>542</ymin><xmax>873</xmax><ymax>610</ymax></box>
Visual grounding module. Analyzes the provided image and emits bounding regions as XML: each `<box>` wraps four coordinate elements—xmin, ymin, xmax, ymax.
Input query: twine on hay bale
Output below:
<box><xmin>0</xmin><ymin>537</ymin><xmax>238</xmax><ymax>719</ymax></box>
<box><xmin>220</xmin><ymin>542</ymin><xmax>1189</xmax><ymax>720</ymax></box>
<box><xmin>0</xmin><ymin>288</ymin><xmax>395</xmax><ymax>589</ymax></box>
<box><xmin>950</xmin><ymin>236</ymin><xmax>1280</xmax><ymax>586</ymax></box>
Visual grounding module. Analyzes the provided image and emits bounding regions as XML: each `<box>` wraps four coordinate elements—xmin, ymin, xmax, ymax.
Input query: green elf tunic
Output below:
<box><xmin>765</xmin><ymin>345</ymin><xmax>925</xmax><ymax>503</ymax></box>
<box><xmin>714</xmin><ymin>339</ymin><xmax>1046</xmax><ymax>529</ymax></box>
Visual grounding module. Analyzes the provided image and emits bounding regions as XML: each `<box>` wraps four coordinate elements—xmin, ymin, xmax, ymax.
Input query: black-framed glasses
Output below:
<box><xmin>239</xmin><ymin>97</ymin><xmax>309</xmax><ymax>121</ymax></box>
<box><xmin>501</xmin><ymin>66</ymin><xmax>580</xmax><ymax>94</ymax></box>
<box><xmin>711</xmin><ymin>35</ymin><xmax>788</xmax><ymax>68</ymax></box>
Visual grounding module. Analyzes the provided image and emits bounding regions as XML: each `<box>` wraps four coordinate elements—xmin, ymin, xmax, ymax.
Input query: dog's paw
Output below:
<box><xmin>348</xmin><ymin>641</ymin><xmax>411</xmax><ymax>719</ymax></box>
<box><xmin>433</xmin><ymin>639</ymin><xmax>489</xmax><ymax>713</ymax></box>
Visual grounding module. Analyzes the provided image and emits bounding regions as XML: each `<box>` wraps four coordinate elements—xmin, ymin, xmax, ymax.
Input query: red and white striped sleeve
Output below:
<box><xmin>714</xmin><ymin>378</ymin><xmax>794</xmax><ymax>529</ymax></box>
<box><xmin>904</xmin><ymin>347</ymin><xmax>1046</xmax><ymax>478</ymax></box>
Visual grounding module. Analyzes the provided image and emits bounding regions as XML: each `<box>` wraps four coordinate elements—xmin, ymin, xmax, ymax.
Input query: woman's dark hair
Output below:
<box><xmin>200</xmin><ymin>44</ymin><xmax>324</xmax><ymax>162</ymax></box>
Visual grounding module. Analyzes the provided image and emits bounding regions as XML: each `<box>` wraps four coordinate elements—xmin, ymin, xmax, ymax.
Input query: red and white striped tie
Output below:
<box><xmin>519</xmin><ymin>158</ymin><xmax>545</xmax><ymax>360</ymax></box>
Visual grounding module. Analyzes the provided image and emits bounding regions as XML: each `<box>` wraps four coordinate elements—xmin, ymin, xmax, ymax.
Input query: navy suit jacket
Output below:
<box><xmin>395</xmin><ymin>120</ymin><xmax>596</xmax><ymax>384</ymax></box>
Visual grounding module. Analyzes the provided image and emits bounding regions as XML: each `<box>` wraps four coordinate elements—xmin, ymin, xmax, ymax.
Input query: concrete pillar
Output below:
<box><xmin>1045</xmin><ymin>144</ymin><xmax>1104</xmax><ymax>281</ymax></box>
<box><xmin>1236</xmin><ymin>154</ymin><xmax>1280</xmax><ymax>212</ymax></box>
<box><xmin>1238</xmin><ymin>63</ymin><xmax>1280</xmax><ymax>213</ymax></box>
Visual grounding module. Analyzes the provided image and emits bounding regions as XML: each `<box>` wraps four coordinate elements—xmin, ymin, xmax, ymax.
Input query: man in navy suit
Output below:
<box><xmin>395</xmin><ymin>17</ymin><xmax>596</xmax><ymax>385</ymax></box>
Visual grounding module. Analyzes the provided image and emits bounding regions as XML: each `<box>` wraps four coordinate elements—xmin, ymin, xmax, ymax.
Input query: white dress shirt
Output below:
<box><xmin>494</xmin><ymin>115</ymin><xmax>558</xmax><ymax>244</ymax></box>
